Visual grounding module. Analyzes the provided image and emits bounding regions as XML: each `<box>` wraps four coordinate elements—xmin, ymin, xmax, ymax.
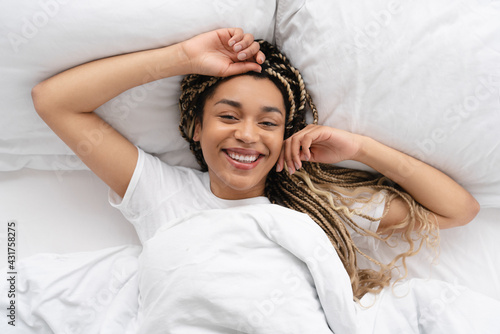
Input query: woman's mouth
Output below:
<box><xmin>226</xmin><ymin>151</ymin><xmax>259</xmax><ymax>163</ymax></box>
<box><xmin>223</xmin><ymin>149</ymin><xmax>264</xmax><ymax>169</ymax></box>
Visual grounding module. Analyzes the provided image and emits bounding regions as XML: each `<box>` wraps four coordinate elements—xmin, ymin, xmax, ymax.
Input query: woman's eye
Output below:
<box><xmin>220</xmin><ymin>115</ymin><xmax>237</xmax><ymax>120</ymax></box>
<box><xmin>261</xmin><ymin>121</ymin><xmax>278</xmax><ymax>127</ymax></box>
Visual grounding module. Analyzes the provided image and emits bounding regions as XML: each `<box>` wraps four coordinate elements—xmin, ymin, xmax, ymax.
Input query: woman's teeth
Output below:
<box><xmin>227</xmin><ymin>151</ymin><xmax>259</xmax><ymax>163</ymax></box>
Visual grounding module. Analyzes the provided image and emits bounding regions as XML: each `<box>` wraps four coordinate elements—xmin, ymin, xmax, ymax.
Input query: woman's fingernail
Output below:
<box><xmin>229</xmin><ymin>40</ymin><xmax>235</xmax><ymax>47</ymax></box>
<box><xmin>294</xmin><ymin>162</ymin><xmax>301</xmax><ymax>170</ymax></box>
<box><xmin>234</xmin><ymin>44</ymin><xmax>242</xmax><ymax>52</ymax></box>
<box><xmin>288</xmin><ymin>167</ymin><xmax>295</xmax><ymax>175</ymax></box>
<box><xmin>237</xmin><ymin>53</ymin><xmax>247</xmax><ymax>60</ymax></box>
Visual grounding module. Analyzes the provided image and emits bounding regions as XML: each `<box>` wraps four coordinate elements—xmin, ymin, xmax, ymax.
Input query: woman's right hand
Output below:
<box><xmin>180</xmin><ymin>28</ymin><xmax>265</xmax><ymax>77</ymax></box>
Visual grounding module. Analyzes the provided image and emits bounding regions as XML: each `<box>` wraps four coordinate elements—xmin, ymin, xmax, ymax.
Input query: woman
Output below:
<box><xmin>32</xmin><ymin>27</ymin><xmax>479</xmax><ymax>331</ymax></box>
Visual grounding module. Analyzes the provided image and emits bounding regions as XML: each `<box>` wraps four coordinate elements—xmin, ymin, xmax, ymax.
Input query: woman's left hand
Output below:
<box><xmin>277</xmin><ymin>124</ymin><xmax>363</xmax><ymax>174</ymax></box>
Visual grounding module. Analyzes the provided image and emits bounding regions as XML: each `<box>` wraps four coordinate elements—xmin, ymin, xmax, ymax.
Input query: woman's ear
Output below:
<box><xmin>193</xmin><ymin>120</ymin><xmax>201</xmax><ymax>142</ymax></box>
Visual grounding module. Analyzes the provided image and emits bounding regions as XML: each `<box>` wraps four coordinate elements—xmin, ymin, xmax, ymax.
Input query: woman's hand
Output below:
<box><xmin>277</xmin><ymin>125</ymin><xmax>479</xmax><ymax>230</ymax></box>
<box><xmin>180</xmin><ymin>28</ymin><xmax>265</xmax><ymax>77</ymax></box>
<box><xmin>277</xmin><ymin>124</ymin><xmax>363</xmax><ymax>174</ymax></box>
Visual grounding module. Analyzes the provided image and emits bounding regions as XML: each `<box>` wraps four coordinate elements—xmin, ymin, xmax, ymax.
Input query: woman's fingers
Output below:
<box><xmin>280</xmin><ymin>125</ymin><xmax>335</xmax><ymax>175</ymax></box>
<box><xmin>277</xmin><ymin>125</ymin><xmax>364</xmax><ymax>174</ymax></box>
<box><xmin>229</xmin><ymin>29</ymin><xmax>265</xmax><ymax>63</ymax></box>
<box><xmin>232</xmin><ymin>33</ymin><xmax>253</xmax><ymax>54</ymax></box>
<box><xmin>299</xmin><ymin>135</ymin><xmax>313</xmax><ymax>161</ymax></box>
<box><xmin>182</xmin><ymin>28</ymin><xmax>265</xmax><ymax>77</ymax></box>
<box><xmin>227</xmin><ymin>28</ymin><xmax>244</xmax><ymax>45</ymax></box>
<box><xmin>284</xmin><ymin>135</ymin><xmax>294</xmax><ymax>175</ymax></box>
<box><xmin>227</xmin><ymin>29</ymin><xmax>261</xmax><ymax>60</ymax></box>
<box><xmin>224</xmin><ymin>61</ymin><xmax>262</xmax><ymax>76</ymax></box>
<box><xmin>281</xmin><ymin>127</ymin><xmax>312</xmax><ymax>174</ymax></box>
<box><xmin>256</xmin><ymin>50</ymin><xmax>266</xmax><ymax>64</ymax></box>
<box><xmin>234</xmin><ymin>40</ymin><xmax>264</xmax><ymax>67</ymax></box>
<box><xmin>221</xmin><ymin>29</ymin><xmax>264</xmax><ymax>74</ymax></box>
<box><xmin>289</xmin><ymin>134</ymin><xmax>304</xmax><ymax>171</ymax></box>
<box><xmin>276</xmin><ymin>145</ymin><xmax>285</xmax><ymax>172</ymax></box>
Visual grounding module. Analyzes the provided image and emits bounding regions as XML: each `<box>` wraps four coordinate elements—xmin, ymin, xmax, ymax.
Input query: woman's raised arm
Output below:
<box><xmin>278</xmin><ymin>124</ymin><xmax>480</xmax><ymax>231</ymax></box>
<box><xmin>32</xmin><ymin>28</ymin><xmax>264</xmax><ymax>198</ymax></box>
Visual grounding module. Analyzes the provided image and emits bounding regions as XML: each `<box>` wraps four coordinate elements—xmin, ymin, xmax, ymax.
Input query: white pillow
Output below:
<box><xmin>0</xmin><ymin>0</ymin><xmax>276</xmax><ymax>171</ymax></box>
<box><xmin>275</xmin><ymin>0</ymin><xmax>500</xmax><ymax>209</ymax></box>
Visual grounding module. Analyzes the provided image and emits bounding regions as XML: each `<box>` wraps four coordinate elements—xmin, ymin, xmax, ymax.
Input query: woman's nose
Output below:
<box><xmin>234</xmin><ymin>121</ymin><xmax>259</xmax><ymax>143</ymax></box>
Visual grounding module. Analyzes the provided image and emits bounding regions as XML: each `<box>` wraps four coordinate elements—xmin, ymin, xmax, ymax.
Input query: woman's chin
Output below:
<box><xmin>210</xmin><ymin>174</ymin><xmax>267</xmax><ymax>200</ymax></box>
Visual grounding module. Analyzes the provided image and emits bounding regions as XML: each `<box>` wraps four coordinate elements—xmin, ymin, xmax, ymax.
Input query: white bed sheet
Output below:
<box><xmin>2</xmin><ymin>169</ymin><xmax>499</xmax><ymax>300</ymax></box>
<box><xmin>1</xmin><ymin>171</ymin><xmax>500</xmax><ymax>333</ymax></box>
<box><xmin>0</xmin><ymin>169</ymin><xmax>139</xmax><ymax>260</ymax></box>
<box><xmin>1</xmin><ymin>170</ymin><xmax>499</xmax><ymax>334</ymax></box>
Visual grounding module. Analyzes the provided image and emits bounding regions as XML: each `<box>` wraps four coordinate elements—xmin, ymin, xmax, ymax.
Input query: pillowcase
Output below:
<box><xmin>0</xmin><ymin>0</ymin><xmax>276</xmax><ymax>171</ymax></box>
<box><xmin>275</xmin><ymin>0</ymin><xmax>500</xmax><ymax>208</ymax></box>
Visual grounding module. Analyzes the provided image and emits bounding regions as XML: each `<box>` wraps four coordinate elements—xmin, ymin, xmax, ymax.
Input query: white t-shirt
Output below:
<box><xmin>109</xmin><ymin>147</ymin><xmax>385</xmax><ymax>248</ymax></box>
<box><xmin>109</xmin><ymin>147</ymin><xmax>270</xmax><ymax>243</ymax></box>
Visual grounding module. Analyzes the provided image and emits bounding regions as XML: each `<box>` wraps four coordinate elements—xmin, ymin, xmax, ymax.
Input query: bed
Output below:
<box><xmin>1</xmin><ymin>0</ymin><xmax>499</xmax><ymax>332</ymax></box>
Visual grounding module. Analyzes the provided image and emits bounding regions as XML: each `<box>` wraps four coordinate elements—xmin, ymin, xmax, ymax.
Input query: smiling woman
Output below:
<box><xmin>192</xmin><ymin>75</ymin><xmax>286</xmax><ymax>199</ymax></box>
<box><xmin>30</xmin><ymin>27</ymin><xmax>480</xmax><ymax>332</ymax></box>
<box><xmin>178</xmin><ymin>38</ymin><xmax>479</xmax><ymax>300</ymax></box>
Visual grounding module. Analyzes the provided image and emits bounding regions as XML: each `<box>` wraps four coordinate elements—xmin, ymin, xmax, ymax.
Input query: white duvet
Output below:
<box><xmin>2</xmin><ymin>205</ymin><xmax>499</xmax><ymax>334</ymax></box>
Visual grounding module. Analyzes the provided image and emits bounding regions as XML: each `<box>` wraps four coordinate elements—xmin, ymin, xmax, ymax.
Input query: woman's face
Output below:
<box><xmin>193</xmin><ymin>75</ymin><xmax>286</xmax><ymax>200</ymax></box>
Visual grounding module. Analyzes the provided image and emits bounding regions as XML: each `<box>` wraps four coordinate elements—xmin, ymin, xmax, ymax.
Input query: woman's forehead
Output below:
<box><xmin>205</xmin><ymin>75</ymin><xmax>287</xmax><ymax>112</ymax></box>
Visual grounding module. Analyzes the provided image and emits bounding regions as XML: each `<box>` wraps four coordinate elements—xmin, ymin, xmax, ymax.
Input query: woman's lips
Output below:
<box><xmin>223</xmin><ymin>148</ymin><xmax>264</xmax><ymax>170</ymax></box>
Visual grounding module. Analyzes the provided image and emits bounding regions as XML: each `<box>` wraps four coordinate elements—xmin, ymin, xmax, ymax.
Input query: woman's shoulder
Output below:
<box><xmin>139</xmin><ymin>147</ymin><xmax>205</xmax><ymax>179</ymax></box>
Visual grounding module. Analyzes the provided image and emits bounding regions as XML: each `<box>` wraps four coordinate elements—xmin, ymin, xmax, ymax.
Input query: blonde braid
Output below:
<box><xmin>264</xmin><ymin>68</ymin><xmax>296</xmax><ymax>126</ymax></box>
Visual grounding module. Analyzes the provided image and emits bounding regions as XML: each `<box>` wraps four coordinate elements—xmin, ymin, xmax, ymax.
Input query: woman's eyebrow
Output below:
<box><xmin>214</xmin><ymin>99</ymin><xmax>284</xmax><ymax>116</ymax></box>
<box><xmin>261</xmin><ymin>106</ymin><xmax>284</xmax><ymax>116</ymax></box>
<box><xmin>214</xmin><ymin>99</ymin><xmax>241</xmax><ymax>108</ymax></box>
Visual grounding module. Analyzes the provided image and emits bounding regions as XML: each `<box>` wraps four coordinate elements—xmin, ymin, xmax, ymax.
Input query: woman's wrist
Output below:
<box><xmin>350</xmin><ymin>135</ymin><xmax>411</xmax><ymax>183</ymax></box>
<box><xmin>350</xmin><ymin>134</ymin><xmax>373</xmax><ymax>164</ymax></box>
<box><xmin>137</xmin><ymin>43</ymin><xmax>192</xmax><ymax>82</ymax></box>
<box><xmin>157</xmin><ymin>42</ymin><xmax>193</xmax><ymax>77</ymax></box>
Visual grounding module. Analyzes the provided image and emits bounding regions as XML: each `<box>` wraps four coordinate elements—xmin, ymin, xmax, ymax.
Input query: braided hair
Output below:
<box><xmin>179</xmin><ymin>40</ymin><xmax>438</xmax><ymax>300</ymax></box>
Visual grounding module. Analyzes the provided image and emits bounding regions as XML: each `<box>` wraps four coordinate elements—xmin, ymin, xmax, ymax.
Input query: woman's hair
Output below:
<box><xmin>179</xmin><ymin>40</ymin><xmax>439</xmax><ymax>300</ymax></box>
